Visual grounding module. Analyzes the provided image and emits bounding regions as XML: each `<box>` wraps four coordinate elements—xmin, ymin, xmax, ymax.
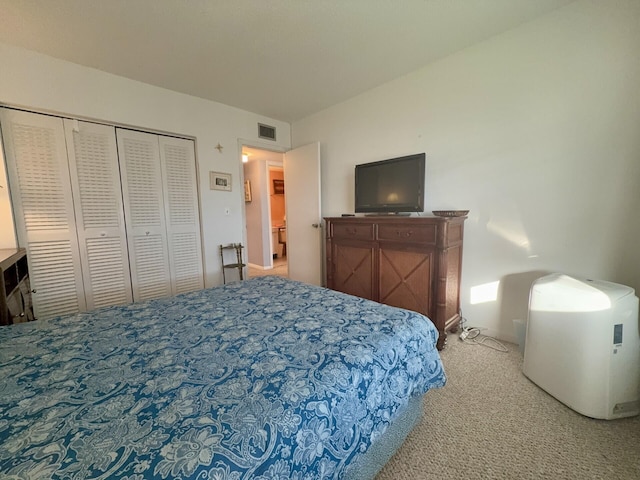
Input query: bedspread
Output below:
<box><xmin>0</xmin><ymin>276</ymin><xmax>445</xmax><ymax>479</ymax></box>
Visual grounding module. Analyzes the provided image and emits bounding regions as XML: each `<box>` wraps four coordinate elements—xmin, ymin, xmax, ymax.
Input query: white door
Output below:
<box><xmin>117</xmin><ymin>129</ymin><xmax>172</xmax><ymax>301</ymax></box>
<box><xmin>158</xmin><ymin>136</ymin><xmax>204</xmax><ymax>294</ymax></box>
<box><xmin>0</xmin><ymin>109</ymin><xmax>87</xmax><ymax>318</ymax></box>
<box><xmin>284</xmin><ymin>142</ymin><xmax>322</xmax><ymax>285</ymax></box>
<box><xmin>64</xmin><ymin>119</ymin><xmax>133</xmax><ymax>310</ymax></box>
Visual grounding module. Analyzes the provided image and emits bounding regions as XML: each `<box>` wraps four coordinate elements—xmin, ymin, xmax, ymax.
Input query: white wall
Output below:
<box><xmin>0</xmin><ymin>137</ymin><xmax>16</xmax><ymax>247</ymax></box>
<box><xmin>243</xmin><ymin>160</ymin><xmax>271</xmax><ymax>268</ymax></box>
<box><xmin>292</xmin><ymin>0</ymin><xmax>640</xmax><ymax>342</ymax></box>
<box><xmin>0</xmin><ymin>42</ymin><xmax>291</xmax><ymax>286</ymax></box>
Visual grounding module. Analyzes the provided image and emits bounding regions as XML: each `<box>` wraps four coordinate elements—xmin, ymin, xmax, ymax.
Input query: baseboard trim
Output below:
<box><xmin>248</xmin><ymin>263</ymin><xmax>273</xmax><ymax>270</ymax></box>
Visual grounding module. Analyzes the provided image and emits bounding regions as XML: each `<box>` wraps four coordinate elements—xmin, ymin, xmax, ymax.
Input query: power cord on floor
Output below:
<box><xmin>459</xmin><ymin>326</ymin><xmax>509</xmax><ymax>352</ymax></box>
<box><xmin>457</xmin><ymin>310</ymin><xmax>509</xmax><ymax>352</ymax></box>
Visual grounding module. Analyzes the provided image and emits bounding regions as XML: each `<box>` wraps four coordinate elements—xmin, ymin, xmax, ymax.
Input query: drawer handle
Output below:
<box><xmin>397</xmin><ymin>230</ymin><xmax>413</xmax><ymax>237</ymax></box>
<box><xmin>347</xmin><ymin>228</ymin><xmax>357</xmax><ymax>235</ymax></box>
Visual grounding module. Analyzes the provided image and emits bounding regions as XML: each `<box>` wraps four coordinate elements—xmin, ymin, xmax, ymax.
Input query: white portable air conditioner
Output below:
<box><xmin>523</xmin><ymin>273</ymin><xmax>640</xmax><ymax>420</ymax></box>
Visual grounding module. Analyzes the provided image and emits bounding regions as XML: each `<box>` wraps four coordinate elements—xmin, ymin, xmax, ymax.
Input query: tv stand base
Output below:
<box><xmin>363</xmin><ymin>212</ymin><xmax>411</xmax><ymax>217</ymax></box>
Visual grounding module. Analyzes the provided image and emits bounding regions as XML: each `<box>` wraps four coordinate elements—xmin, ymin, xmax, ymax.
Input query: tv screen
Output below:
<box><xmin>355</xmin><ymin>153</ymin><xmax>425</xmax><ymax>214</ymax></box>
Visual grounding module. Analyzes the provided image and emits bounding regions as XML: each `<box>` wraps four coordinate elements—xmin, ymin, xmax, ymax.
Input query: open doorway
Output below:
<box><xmin>242</xmin><ymin>146</ymin><xmax>288</xmax><ymax>279</ymax></box>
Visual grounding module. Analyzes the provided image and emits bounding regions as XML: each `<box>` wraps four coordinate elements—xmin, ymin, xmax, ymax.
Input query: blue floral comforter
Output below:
<box><xmin>0</xmin><ymin>276</ymin><xmax>445</xmax><ymax>479</ymax></box>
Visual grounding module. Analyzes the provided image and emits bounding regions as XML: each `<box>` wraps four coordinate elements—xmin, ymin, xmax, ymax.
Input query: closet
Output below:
<box><xmin>0</xmin><ymin>108</ymin><xmax>204</xmax><ymax>320</ymax></box>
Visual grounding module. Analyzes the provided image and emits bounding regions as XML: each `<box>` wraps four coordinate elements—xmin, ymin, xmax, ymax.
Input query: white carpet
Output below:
<box><xmin>376</xmin><ymin>334</ymin><xmax>640</xmax><ymax>480</ymax></box>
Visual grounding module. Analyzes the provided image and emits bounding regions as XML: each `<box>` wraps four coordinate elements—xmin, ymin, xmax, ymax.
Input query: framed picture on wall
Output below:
<box><xmin>244</xmin><ymin>180</ymin><xmax>252</xmax><ymax>202</ymax></box>
<box><xmin>210</xmin><ymin>171</ymin><xmax>232</xmax><ymax>191</ymax></box>
<box><xmin>273</xmin><ymin>179</ymin><xmax>284</xmax><ymax>194</ymax></box>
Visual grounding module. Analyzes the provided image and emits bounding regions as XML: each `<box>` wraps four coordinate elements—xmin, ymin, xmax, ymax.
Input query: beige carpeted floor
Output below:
<box><xmin>376</xmin><ymin>334</ymin><xmax>640</xmax><ymax>480</ymax></box>
<box><xmin>248</xmin><ymin>257</ymin><xmax>288</xmax><ymax>279</ymax></box>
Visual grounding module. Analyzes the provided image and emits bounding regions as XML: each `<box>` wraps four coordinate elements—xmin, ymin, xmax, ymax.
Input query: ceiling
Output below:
<box><xmin>0</xmin><ymin>0</ymin><xmax>574</xmax><ymax>123</ymax></box>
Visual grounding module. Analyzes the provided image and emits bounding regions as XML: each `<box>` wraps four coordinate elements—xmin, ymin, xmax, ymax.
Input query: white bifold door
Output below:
<box><xmin>0</xmin><ymin>108</ymin><xmax>204</xmax><ymax>319</ymax></box>
<box><xmin>1</xmin><ymin>111</ymin><xmax>88</xmax><ymax>318</ymax></box>
<box><xmin>117</xmin><ymin>129</ymin><xmax>203</xmax><ymax>301</ymax></box>
<box><xmin>65</xmin><ymin>119</ymin><xmax>133</xmax><ymax>310</ymax></box>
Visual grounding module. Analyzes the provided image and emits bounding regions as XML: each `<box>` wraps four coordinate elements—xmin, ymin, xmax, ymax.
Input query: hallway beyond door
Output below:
<box><xmin>248</xmin><ymin>256</ymin><xmax>288</xmax><ymax>279</ymax></box>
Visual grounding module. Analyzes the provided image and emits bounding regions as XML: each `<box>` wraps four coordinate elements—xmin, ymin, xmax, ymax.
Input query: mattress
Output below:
<box><xmin>0</xmin><ymin>276</ymin><xmax>445</xmax><ymax>479</ymax></box>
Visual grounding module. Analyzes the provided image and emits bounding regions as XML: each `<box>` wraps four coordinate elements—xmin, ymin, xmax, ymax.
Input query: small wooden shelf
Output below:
<box><xmin>1</xmin><ymin>248</ymin><xmax>35</xmax><ymax>325</ymax></box>
<box><xmin>220</xmin><ymin>243</ymin><xmax>246</xmax><ymax>284</ymax></box>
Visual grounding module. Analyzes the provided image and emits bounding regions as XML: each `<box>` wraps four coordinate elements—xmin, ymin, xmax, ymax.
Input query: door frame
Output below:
<box><xmin>237</xmin><ymin>139</ymin><xmax>288</xmax><ymax>276</ymax></box>
<box><xmin>266</xmin><ymin>162</ymin><xmax>284</xmax><ymax>263</ymax></box>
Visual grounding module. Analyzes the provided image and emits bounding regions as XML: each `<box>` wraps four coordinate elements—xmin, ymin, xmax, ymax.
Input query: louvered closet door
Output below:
<box><xmin>117</xmin><ymin>129</ymin><xmax>172</xmax><ymax>301</ymax></box>
<box><xmin>159</xmin><ymin>136</ymin><xmax>204</xmax><ymax>294</ymax></box>
<box><xmin>64</xmin><ymin>120</ymin><xmax>133</xmax><ymax>310</ymax></box>
<box><xmin>0</xmin><ymin>109</ymin><xmax>86</xmax><ymax>319</ymax></box>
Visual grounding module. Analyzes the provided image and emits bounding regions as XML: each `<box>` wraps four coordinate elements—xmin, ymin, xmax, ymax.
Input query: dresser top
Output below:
<box><xmin>324</xmin><ymin>215</ymin><xmax>466</xmax><ymax>223</ymax></box>
<box><xmin>0</xmin><ymin>248</ymin><xmax>26</xmax><ymax>269</ymax></box>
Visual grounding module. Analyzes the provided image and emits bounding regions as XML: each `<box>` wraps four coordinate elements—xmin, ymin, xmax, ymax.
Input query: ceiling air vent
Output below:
<box><xmin>258</xmin><ymin>123</ymin><xmax>276</xmax><ymax>141</ymax></box>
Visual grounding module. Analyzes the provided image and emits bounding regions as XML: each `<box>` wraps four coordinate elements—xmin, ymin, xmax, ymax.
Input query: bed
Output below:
<box><xmin>0</xmin><ymin>276</ymin><xmax>445</xmax><ymax>479</ymax></box>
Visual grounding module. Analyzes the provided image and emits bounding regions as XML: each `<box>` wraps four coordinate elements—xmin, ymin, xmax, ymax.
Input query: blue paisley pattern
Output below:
<box><xmin>0</xmin><ymin>276</ymin><xmax>445</xmax><ymax>479</ymax></box>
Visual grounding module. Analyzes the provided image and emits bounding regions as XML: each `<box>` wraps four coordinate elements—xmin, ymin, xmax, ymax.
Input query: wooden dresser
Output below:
<box><xmin>325</xmin><ymin>216</ymin><xmax>466</xmax><ymax>349</ymax></box>
<box><xmin>1</xmin><ymin>248</ymin><xmax>35</xmax><ymax>325</ymax></box>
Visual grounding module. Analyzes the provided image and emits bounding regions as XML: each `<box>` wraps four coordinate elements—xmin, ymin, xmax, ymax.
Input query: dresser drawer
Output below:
<box><xmin>331</xmin><ymin>223</ymin><xmax>375</xmax><ymax>240</ymax></box>
<box><xmin>377</xmin><ymin>223</ymin><xmax>437</xmax><ymax>244</ymax></box>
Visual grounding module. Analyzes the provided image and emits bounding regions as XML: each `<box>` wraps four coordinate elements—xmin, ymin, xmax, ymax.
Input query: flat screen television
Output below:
<box><xmin>355</xmin><ymin>153</ymin><xmax>425</xmax><ymax>214</ymax></box>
